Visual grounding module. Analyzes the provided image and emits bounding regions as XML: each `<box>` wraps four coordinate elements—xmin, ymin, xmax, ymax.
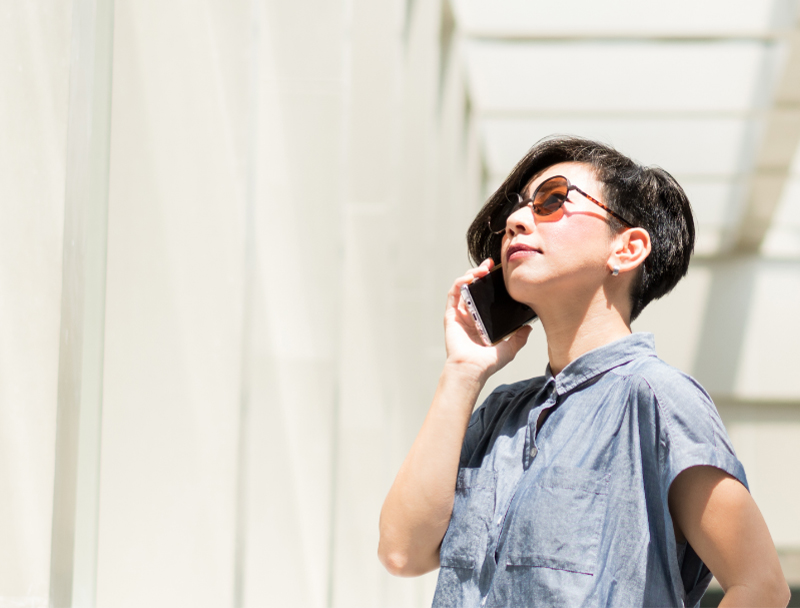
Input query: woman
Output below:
<box><xmin>378</xmin><ymin>137</ymin><xmax>790</xmax><ymax>607</ymax></box>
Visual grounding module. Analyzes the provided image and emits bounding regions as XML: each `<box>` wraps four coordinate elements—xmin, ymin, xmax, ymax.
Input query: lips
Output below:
<box><xmin>506</xmin><ymin>243</ymin><xmax>541</xmax><ymax>263</ymax></box>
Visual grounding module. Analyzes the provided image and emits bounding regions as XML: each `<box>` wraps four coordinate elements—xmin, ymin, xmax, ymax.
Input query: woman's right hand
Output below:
<box><xmin>379</xmin><ymin>258</ymin><xmax>532</xmax><ymax>577</ymax></box>
<box><xmin>444</xmin><ymin>258</ymin><xmax>533</xmax><ymax>383</ymax></box>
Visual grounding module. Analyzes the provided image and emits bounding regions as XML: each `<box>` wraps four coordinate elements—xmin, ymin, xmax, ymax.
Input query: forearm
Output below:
<box><xmin>719</xmin><ymin>581</ymin><xmax>791</xmax><ymax>607</ymax></box>
<box><xmin>378</xmin><ymin>362</ymin><xmax>486</xmax><ymax>577</ymax></box>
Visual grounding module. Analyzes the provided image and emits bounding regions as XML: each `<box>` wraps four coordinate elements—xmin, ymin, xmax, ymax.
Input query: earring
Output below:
<box><xmin>612</xmin><ymin>265</ymin><xmax>620</xmax><ymax>276</ymax></box>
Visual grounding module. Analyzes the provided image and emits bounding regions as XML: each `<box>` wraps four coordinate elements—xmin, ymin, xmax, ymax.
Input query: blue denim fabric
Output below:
<box><xmin>432</xmin><ymin>333</ymin><xmax>747</xmax><ymax>608</ymax></box>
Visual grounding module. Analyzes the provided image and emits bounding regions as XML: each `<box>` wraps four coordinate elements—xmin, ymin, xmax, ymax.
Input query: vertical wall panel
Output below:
<box><xmin>97</xmin><ymin>0</ymin><xmax>248</xmax><ymax>605</ymax></box>
<box><xmin>331</xmin><ymin>0</ymin><xmax>400</xmax><ymax>604</ymax></box>
<box><xmin>50</xmin><ymin>0</ymin><xmax>114</xmax><ymax>604</ymax></box>
<box><xmin>241</xmin><ymin>0</ymin><xmax>347</xmax><ymax>606</ymax></box>
<box><xmin>0</xmin><ymin>1</ymin><xmax>73</xmax><ymax>601</ymax></box>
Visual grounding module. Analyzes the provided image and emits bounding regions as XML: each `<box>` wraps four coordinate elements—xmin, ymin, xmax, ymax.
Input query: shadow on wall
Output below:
<box><xmin>691</xmin><ymin>258</ymin><xmax>757</xmax><ymax>395</ymax></box>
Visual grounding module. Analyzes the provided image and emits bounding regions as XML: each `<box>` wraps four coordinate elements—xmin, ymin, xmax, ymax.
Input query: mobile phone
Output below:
<box><xmin>460</xmin><ymin>265</ymin><xmax>538</xmax><ymax>346</ymax></box>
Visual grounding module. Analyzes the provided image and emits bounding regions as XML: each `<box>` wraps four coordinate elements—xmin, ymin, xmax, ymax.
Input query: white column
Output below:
<box><xmin>49</xmin><ymin>0</ymin><xmax>115</xmax><ymax>606</ymax></box>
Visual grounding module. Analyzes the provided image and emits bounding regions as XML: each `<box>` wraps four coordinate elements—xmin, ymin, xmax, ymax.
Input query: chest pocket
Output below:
<box><xmin>505</xmin><ymin>465</ymin><xmax>609</xmax><ymax>575</ymax></box>
<box><xmin>439</xmin><ymin>467</ymin><xmax>497</xmax><ymax>569</ymax></box>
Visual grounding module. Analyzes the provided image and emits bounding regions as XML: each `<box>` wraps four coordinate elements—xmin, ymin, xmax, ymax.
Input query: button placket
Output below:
<box><xmin>531</xmin><ymin>390</ymin><xmax>558</xmax><ymax>459</ymax></box>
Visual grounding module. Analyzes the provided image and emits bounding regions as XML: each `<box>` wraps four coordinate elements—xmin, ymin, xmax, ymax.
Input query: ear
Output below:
<box><xmin>608</xmin><ymin>227</ymin><xmax>651</xmax><ymax>275</ymax></box>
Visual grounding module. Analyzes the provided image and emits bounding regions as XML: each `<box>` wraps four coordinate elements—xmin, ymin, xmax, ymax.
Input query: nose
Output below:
<box><xmin>505</xmin><ymin>203</ymin><xmax>534</xmax><ymax>237</ymax></box>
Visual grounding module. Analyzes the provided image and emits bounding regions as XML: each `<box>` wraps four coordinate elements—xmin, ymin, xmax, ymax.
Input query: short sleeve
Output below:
<box><xmin>643</xmin><ymin>370</ymin><xmax>747</xmax><ymax>495</ymax></box>
<box><xmin>637</xmin><ymin>366</ymin><xmax>748</xmax><ymax>606</ymax></box>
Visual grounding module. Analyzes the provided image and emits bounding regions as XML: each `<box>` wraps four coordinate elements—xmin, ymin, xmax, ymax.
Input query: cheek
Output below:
<box><xmin>547</xmin><ymin>221</ymin><xmax>610</xmax><ymax>265</ymax></box>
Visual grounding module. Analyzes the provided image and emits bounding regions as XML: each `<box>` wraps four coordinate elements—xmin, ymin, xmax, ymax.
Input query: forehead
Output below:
<box><xmin>523</xmin><ymin>161</ymin><xmax>601</xmax><ymax>196</ymax></box>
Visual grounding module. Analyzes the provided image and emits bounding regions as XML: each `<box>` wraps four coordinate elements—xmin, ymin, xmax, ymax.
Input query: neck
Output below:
<box><xmin>538</xmin><ymin>292</ymin><xmax>632</xmax><ymax>376</ymax></box>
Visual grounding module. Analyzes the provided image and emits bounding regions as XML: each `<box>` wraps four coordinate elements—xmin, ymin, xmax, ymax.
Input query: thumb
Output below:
<box><xmin>504</xmin><ymin>323</ymin><xmax>533</xmax><ymax>356</ymax></box>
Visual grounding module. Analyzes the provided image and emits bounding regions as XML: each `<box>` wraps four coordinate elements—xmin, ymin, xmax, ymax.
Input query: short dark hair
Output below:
<box><xmin>467</xmin><ymin>135</ymin><xmax>695</xmax><ymax>321</ymax></box>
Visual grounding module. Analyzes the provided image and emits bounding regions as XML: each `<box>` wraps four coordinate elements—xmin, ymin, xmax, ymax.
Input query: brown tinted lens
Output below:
<box><xmin>533</xmin><ymin>177</ymin><xmax>569</xmax><ymax>216</ymax></box>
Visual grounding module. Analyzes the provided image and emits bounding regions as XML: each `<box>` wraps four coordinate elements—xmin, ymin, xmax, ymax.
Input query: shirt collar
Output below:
<box><xmin>544</xmin><ymin>332</ymin><xmax>657</xmax><ymax>396</ymax></box>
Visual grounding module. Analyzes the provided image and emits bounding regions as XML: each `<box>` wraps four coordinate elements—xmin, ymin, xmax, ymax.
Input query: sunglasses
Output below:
<box><xmin>488</xmin><ymin>175</ymin><xmax>635</xmax><ymax>234</ymax></box>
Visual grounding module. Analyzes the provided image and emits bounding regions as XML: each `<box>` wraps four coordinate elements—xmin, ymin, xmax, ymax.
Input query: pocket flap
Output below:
<box><xmin>507</xmin><ymin>553</ymin><xmax>593</xmax><ymax>575</ymax></box>
<box><xmin>439</xmin><ymin>554</ymin><xmax>476</xmax><ymax>569</ymax></box>
<box><xmin>537</xmin><ymin>465</ymin><xmax>609</xmax><ymax>495</ymax></box>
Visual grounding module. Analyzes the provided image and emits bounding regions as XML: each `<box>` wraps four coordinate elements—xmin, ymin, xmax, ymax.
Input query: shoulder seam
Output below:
<box><xmin>636</xmin><ymin>372</ymin><xmax>718</xmax><ymax>453</ymax></box>
<box><xmin>638</xmin><ymin>375</ymin><xmax>674</xmax><ymax>448</ymax></box>
<box><xmin>607</xmin><ymin>354</ymin><xmax>661</xmax><ymax>378</ymax></box>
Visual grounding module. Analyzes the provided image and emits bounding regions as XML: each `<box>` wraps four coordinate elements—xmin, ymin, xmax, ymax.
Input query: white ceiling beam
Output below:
<box><xmin>733</xmin><ymin>31</ymin><xmax>800</xmax><ymax>252</ymax></box>
<box><xmin>463</xmin><ymin>32</ymin><xmax>789</xmax><ymax>43</ymax></box>
<box><xmin>476</xmin><ymin>109</ymin><xmax>764</xmax><ymax>120</ymax></box>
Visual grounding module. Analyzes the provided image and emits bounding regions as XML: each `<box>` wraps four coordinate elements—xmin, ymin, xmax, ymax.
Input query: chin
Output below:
<box><xmin>506</xmin><ymin>265</ymin><xmax>540</xmax><ymax>294</ymax></box>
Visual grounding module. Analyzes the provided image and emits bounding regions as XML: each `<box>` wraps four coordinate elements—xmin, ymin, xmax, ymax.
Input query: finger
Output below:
<box><xmin>448</xmin><ymin>269</ymin><xmax>483</xmax><ymax>308</ymax></box>
<box><xmin>501</xmin><ymin>324</ymin><xmax>533</xmax><ymax>356</ymax></box>
<box><xmin>447</xmin><ymin>279</ymin><xmax>466</xmax><ymax>310</ymax></box>
<box><xmin>461</xmin><ymin>258</ymin><xmax>495</xmax><ymax>283</ymax></box>
<box><xmin>449</xmin><ymin>287</ymin><xmax>480</xmax><ymax>329</ymax></box>
<box><xmin>470</xmin><ymin>258</ymin><xmax>494</xmax><ymax>280</ymax></box>
<box><xmin>454</xmin><ymin>303</ymin><xmax>473</xmax><ymax>325</ymax></box>
<box><xmin>447</xmin><ymin>259</ymin><xmax>496</xmax><ymax>310</ymax></box>
<box><xmin>454</xmin><ymin>309</ymin><xmax>485</xmax><ymax>343</ymax></box>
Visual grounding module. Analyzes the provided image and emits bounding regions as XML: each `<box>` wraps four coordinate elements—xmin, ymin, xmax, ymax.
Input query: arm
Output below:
<box><xmin>669</xmin><ymin>466</ymin><xmax>791</xmax><ymax>607</ymax></box>
<box><xmin>377</xmin><ymin>259</ymin><xmax>532</xmax><ymax>577</ymax></box>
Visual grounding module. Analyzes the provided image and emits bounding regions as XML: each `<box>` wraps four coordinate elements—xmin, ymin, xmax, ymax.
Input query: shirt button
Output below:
<box><xmin>530</xmin><ymin>446</ymin><xmax>538</xmax><ymax>459</ymax></box>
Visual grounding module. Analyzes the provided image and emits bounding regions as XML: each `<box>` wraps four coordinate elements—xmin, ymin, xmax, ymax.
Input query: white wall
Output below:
<box><xmin>95</xmin><ymin>0</ymin><xmax>479</xmax><ymax>606</ymax></box>
<box><xmin>0</xmin><ymin>1</ymin><xmax>72</xmax><ymax>600</ymax></box>
<box><xmin>2</xmin><ymin>0</ymin><xmax>800</xmax><ymax>606</ymax></box>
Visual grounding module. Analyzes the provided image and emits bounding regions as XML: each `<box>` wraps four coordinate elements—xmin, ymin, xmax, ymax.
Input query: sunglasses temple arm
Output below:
<box><xmin>573</xmin><ymin>185</ymin><xmax>634</xmax><ymax>228</ymax></box>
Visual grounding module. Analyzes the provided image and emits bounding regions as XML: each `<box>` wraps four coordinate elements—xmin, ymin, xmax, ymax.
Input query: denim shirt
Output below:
<box><xmin>432</xmin><ymin>333</ymin><xmax>747</xmax><ymax>608</ymax></box>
